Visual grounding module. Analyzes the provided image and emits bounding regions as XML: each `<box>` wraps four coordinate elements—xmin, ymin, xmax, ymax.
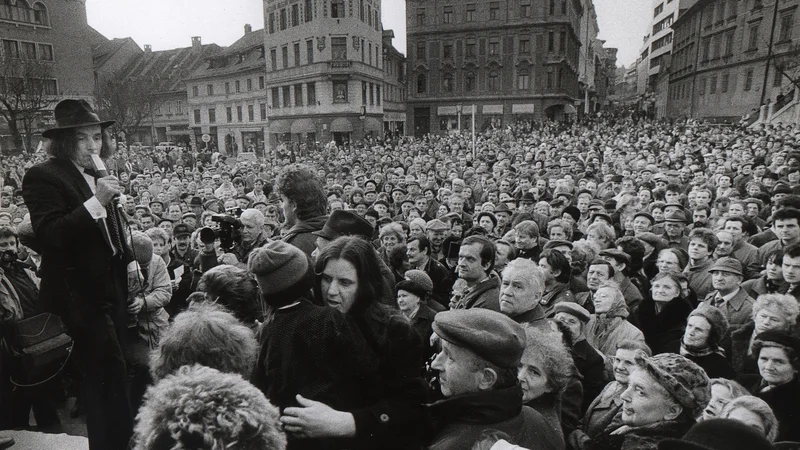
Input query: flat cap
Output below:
<box><xmin>709</xmin><ymin>256</ymin><xmax>743</xmax><ymax>276</ymax></box>
<box><xmin>553</xmin><ymin>302</ymin><xmax>591</xmax><ymax>323</ymax></box>
<box><xmin>543</xmin><ymin>240</ymin><xmax>574</xmax><ymax>250</ymax></box>
<box><xmin>600</xmin><ymin>248</ymin><xmax>631</xmax><ymax>265</ymax></box>
<box><xmin>664</xmin><ymin>210</ymin><xmax>688</xmax><ymax>223</ymax></box>
<box><xmin>426</xmin><ymin>219</ymin><xmax>449</xmax><ymax>232</ymax></box>
<box><xmin>173</xmin><ymin>223</ymin><xmax>195</xmax><ymax>237</ymax></box>
<box><xmin>433</xmin><ymin>309</ymin><xmax>526</xmax><ymax>368</ymax></box>
<box><xmin>633</xmin><ymin>211</ymin><xmax>655</xmax><ymax>224</ymax></box>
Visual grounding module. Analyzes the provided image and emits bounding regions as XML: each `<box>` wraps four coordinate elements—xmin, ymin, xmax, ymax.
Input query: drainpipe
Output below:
<box><xmin>759</xmin><ymin>0</ymin><xmax>781</xmax><ymax>107</ymax></box>
<box><xmin>689</xmin><ymin>4</ymin><xmax>704</xmax><ymax>118</ymax></box>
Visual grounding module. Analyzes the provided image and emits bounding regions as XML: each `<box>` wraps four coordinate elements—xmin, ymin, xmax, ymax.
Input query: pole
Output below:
<box><xmin>688</xmin><ymin>5</ymin><xmax>703</xmax><ymax>118</ymax></box>
<box><xmin>471</xmin><ymin>104</ymin><xmax>476</xmax><ymax>159</ymax></box>
<box><xmin>760</xmin><ymin>0</ymin><xmax>781</xmax><ymax>108</ymax></box>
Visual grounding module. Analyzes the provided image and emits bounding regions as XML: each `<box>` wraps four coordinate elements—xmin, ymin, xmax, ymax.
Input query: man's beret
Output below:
<box><xmin>553</xmin><ymin>302</ymin><xmax>591</xmax><ymax>323</ymax></box>
<box><xmin>432</xmin><ymin>309</ymin><xmax>526</xmax><ymax>368</ymax></box>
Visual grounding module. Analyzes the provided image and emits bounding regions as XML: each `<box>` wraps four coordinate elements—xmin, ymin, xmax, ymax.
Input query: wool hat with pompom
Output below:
<box><xmin>248</xmin><ymin>241</ymin><xmax>309</xmax><ymax>295</ymax></box>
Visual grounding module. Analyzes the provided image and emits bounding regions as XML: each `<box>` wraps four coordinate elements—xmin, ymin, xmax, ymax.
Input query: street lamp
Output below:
<box><xmin>359</xmin><ymin>105</ymin><xmax>366</xmax><ymax>120</ymax></box>
<box><xmin>456</xmin><ymin>104</ymin><xmax>462</xmax><ymax>132</ymax></box>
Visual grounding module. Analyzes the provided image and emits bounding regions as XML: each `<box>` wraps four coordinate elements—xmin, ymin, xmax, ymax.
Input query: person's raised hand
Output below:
<box><xmin>96</xmin><ymin>176</ymin><xmax>121</xmax><ymax>206</ymax></box>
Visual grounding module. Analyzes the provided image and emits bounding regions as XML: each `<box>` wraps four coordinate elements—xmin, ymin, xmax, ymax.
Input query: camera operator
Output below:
<box><xmin>217</xmin><ymin>208</ymin><xmax>269</xmax><ymax>269</ymax></box>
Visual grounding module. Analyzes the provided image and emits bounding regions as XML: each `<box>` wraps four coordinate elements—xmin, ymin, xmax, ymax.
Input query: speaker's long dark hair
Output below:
<box><xmin>46</xmin><ymin>127</ymin><xmax>115</xmax><ymax>161</ymax></box>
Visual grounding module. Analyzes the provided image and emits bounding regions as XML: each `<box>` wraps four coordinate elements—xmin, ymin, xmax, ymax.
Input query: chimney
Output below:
<box><xmin>244</xmin><ymin>24</ymin><xmax>252</xmax><ymax>34</ymax></box>
<box><xmin>191</xmin><ymin>36</ymin><xmax>201</xmax><ymax>49</ymax></box>
<box><xmin>144</xmin><ymin>44</ymin><xmax>152</xmax><ymax>53</ymax></box>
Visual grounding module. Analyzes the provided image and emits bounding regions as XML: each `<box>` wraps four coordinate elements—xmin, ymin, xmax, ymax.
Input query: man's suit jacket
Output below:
<box><xmin>22</xmin><ymin>157</ymin><xmax>133</xmax><ymax>331</ymax></box>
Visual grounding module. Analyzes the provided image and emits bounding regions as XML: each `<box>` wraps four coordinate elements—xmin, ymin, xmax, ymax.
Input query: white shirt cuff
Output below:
<box><xmin>84</xmin><ymin>196</ymin><xmax>107</xmax><ymax>219</ymax></box>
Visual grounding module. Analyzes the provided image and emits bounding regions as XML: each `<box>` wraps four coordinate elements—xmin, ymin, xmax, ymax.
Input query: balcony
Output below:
<box><xmin>329</xmin><ymin>60</ymin><xmax>352</xmax><ymax>70</ymax></box>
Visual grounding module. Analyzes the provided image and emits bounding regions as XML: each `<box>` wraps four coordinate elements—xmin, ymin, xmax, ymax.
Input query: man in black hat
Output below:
<box><xmin>22</xmin><ymin>99</ymin><xmax>135</xmax><ymax>448</ymax></box>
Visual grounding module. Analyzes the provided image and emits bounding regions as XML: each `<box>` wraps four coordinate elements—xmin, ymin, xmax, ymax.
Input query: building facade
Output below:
<box><xmin>405</xmin><ymin>0</ymin><xmax>583</xmax><ymax>137</ymax></box>
<box><xmin>668</xmin><ymin>0</ymin><xmax>799</xmax><ymax>122</ymax></box>
<box><xmin>0</xmin><ymin>0</ymin><xmax>96</xmax><ymax>152</ymax></box>
<box><xmin>261</xmin><ymin>0</ymin><xmax>385</xmax><ymax>147</ymax></box>
<box><xmin>382</xmin><ymin>29</ymin><xmax>406</xmax><ymax>136</ymax></box>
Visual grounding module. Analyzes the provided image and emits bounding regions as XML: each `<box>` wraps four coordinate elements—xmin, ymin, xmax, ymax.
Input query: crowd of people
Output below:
<box><xmin>1</xmin><ymin>98</ymin><xmax>800</xmax><ymax>450</ymax></box>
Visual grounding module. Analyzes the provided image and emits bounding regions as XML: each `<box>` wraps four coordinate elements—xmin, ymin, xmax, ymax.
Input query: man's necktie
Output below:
<box><xmin>712</xmin><ymin>295</ymin><xmax>725</xmax><ymax>309</ymax></box>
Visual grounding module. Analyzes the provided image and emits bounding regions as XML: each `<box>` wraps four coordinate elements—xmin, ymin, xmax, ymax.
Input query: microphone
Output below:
<box><xmin>90</xmin><ymin>154</ymin><xmax>122</xmax><ymax>209</ymax></box>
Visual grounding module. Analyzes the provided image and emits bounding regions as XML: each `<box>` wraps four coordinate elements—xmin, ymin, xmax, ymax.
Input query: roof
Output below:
<box><xmin>93</xmin><ymin>37</ymin><xmax>139</xmax><ymax>68</ymax></box>
<box><xmin>186</xmin><ymin>29</ymin><xmax>266</xmax><ymax>80</ymax></box>
<box><xmin>85</xmin><ymin>26</ymin><xmax>110</xmax><ymax>48</ymax></box>
<box><xmin>117</xmin><ymin>43</ymin><xmax>223</xmax><ymax>93</ymax></box>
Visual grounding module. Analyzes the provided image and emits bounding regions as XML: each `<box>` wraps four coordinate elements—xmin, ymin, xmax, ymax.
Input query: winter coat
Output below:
<box><xmin>684</xmin><ymin>259</ymin><xmax>715</xmax><ymax>300</ymax></box>
<box><xmin>541</xmin><ymin>282</ymin><xmax>576</xmax><ymax>318</ymax></box>
<box><xmin>573</xmin><ymin>339</ymin><xmax>607</xmax><ymax>412</ymax></box>
<box><xmin>132</xmin><ymin>255</ymin><xmax>172</xmax><ymax>349</ymax></box>
<box><xmin>568</xmin><ymin>381</ymin><xmax>625</xmax><ymax>450</ymax></box>
<box><xmin>589</xmin><ymin>419</ymin><xmax>693</xmax><ymax>450</ymax></box>
<box><xmin>282</xmin><ymin>214</ymin><xmax>328</xmax><ymax>257</ymax></box>
<box><xmin>701</xmin><ymin>288</ymin><xmax>755</xmax><ymax>330</ymax></box>
<box><xmin>741</xmin><ymin>276</ymin><xmax>784</xmax><ymax>299</ymax></box>
<box><xmin>426</xmin><ymin>384</ymin><xmax>565</xmax><ymax>450</ymax></box>
<box><xmin>683</xmin><ymin>351</ymin><xmax>737</xmax><ymax>380</ymax></box>
<box><xmin>633</xmin><ymin>296</ymin><xmax>693</xmax><ymax>355</ymax></box>
<box><xmin>452</xmin><ymin>275</ymin><xmax>500</xmax><ymax>311</ymax></box>
<box><xmin>728</xmin><ymin>322</ymin><xmax>759</xmax><ymax>375</ymax></box>
<box><xmin>741</xmin><ymin>375</ymin><xmax>800</xmax><ymax>442</ymax></box>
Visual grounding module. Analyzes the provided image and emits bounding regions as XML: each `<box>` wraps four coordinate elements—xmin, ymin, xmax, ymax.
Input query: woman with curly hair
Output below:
<box><xmin>197</xmin><ymin>265</ymin><xmax>263</xmax><ymax>326</ymax></box>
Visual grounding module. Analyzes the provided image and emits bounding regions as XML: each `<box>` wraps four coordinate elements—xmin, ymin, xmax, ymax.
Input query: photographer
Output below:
<box><xmin>216</xmin><ymin>209</ymin><xmax>269</xmax><ymax>269</ymax></box>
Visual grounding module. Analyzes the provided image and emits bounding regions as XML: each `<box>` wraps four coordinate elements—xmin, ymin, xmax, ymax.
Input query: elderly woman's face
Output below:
<box><xmin>620</xmin><ymin>368</ymin><xmax>680</xmax><ymax>427</ymax></box>
<box><xmin>683</xmin><ymin>315</ymin><xmax>712</xmax><ymax>348</ymax></box>
<box><xmin>754</xmin><ymin>307</ymin><xmax>791</xmax><ymax>335</ymax></box>
<box><xmin>518</xmin><ymin>350</ymin><xmax>550</xmax><ymax>403</ymax></box>
<box><xmin>651</xmin><ymin>277</ymin><xmax>681</xmax><ymax>303</ymax></box>
<box><xmin>396</xmin><ymin>290</ymin><xmax>421</xmax><ymax>316</ymax></box>
<box><xmin>592</xmin><ymin>287</ymin><xmax>616</xmax><ymax>314</ymax></box>
<box><xmin>758</xmin><ymin>346</ymin><xmax>796</xmax><ymax>385</ymax></box>
<box><xmin>612</xmin><ymin>349</ymin><xmax>638</xmax><ymax>384</ymax></box>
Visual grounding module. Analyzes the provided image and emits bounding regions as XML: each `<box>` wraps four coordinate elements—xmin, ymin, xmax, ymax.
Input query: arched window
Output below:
<box><xmin>417</xmin><ymin>74</ymin><xmax>426</xmax><ymax>94</ymax></box>
<box><xmin>32</xmin><ymin>2</ymin><xmax>48</xmax><ymax>25</ymax></box>
<box><xmin>442</xmin><ymin>73</ymin><xmax>453</xmax><ymax>93</ymax></box>
<box><xmin>488</xmin><ymin>70</ymin><xmax>500</xmax><ymax>91</ymax></box>
<box><xmin>465</xmin><ymin>72</ymin><xmax>476</xmax><ymax>92</ymax></box>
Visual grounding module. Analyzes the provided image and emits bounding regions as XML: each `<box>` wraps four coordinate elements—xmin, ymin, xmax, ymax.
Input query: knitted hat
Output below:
<box><xmin>248</xmin><ymin>241</ymin><xmax>310</xmax><ymax>296</ymax></box>
<box><xmin>562</xmin><ymin>206</ymin><xmax>581</xmax><ymax>222</ymax></box>
<box><xmin>131</xmin><ymin>231</ymin><xmax>154</xmax><ymax>265</ymax></box>
<box><xmin>404</xmin><ymin>269</ymin><xmax>434</xmax><ymax>294</ymax></box>
<box><xmin>688</xmin><ymin>304</ymin><xmax>729</xmax><ymax>346</ymax></box>
<box><xmin>396</xmin><ymin>279</ymin><xmax>427</xmax><ymax>298</ymax></box>
<box><xmin>409</xmin><ymin>218</ymin><xmax>427</xmax><ymax>232</ymax></box>
<box><xmin>657</xmin><ymin>418</ymin><xmax>774</xmax><ymax>450</ymax></box>
<box><xmin>635</xmin><ymin>353</ymin><xmax>710</xmax><ymax>419</ymax></box>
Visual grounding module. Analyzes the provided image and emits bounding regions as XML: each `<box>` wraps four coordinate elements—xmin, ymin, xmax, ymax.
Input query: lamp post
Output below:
<box><xmin>456</xmin><ymin>104</ymin><xmax>462</xmax><ymax>132</ymax></box>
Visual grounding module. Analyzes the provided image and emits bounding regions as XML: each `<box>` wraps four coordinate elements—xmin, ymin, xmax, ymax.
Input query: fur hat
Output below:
<box><xmin>635</xmin><ymin>353</ymin><xmax>711</xmax><ymax>419</ymax></box>
<box><xmin>404</xmin><ymin>269</ymin><xmax>434</xmax><ymax>294</ymax></box>
<box><xmin>248</xmin><ymin>241</ymin><xmax>310</xmax><ymax>296</ymax></box>
<box><xmin>688</xmin><ymin>304</ymin><xmax>729</xmax><ymax>346</ymax></box>
<box><xmin>658</xmin><ymin>418</ymin><xmax>773</xmax><ymax>450</ymax></box>
<box><xmin>134</xmin><ymin>364</ymin><xmax>286</xmax><ymax>450</ymax></box>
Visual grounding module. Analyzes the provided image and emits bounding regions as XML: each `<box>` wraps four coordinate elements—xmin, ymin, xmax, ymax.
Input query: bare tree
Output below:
<box><xmin>94</xmin><ymin>73</ymin><xmax>163</xmax><ymax>149</ymax></box>
<box><xmin>0</xmin><ymin>57</ymin><xmax>56</xmax><ymax>153</ymax></box>
<box><xmin>772</xmin><ymin>44</ymin><xmax>800</xmax><ymax>91</ymax></box>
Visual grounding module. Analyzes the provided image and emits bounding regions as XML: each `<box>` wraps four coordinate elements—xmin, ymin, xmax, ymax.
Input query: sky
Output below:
<box><xmin>87</xmin><ymin>0</ymin><xmax>651</xmax><ymax>67</ymax></box>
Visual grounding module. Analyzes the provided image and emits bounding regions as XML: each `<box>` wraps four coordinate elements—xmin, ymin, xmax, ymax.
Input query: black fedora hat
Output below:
<box><xmin>42</xmin><ymin>99</ymin><xmax>115</xmax><ymax>138</ymax></box>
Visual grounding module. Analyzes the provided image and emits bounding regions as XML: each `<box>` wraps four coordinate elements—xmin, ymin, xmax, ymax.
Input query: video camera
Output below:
<box><xmin>199</xmin><ymin>209</ymin><xmax>243</xmax><ymax>251</ymax></box>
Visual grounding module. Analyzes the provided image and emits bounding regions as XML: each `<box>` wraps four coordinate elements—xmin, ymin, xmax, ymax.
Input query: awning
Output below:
<box><xmin>564</xmin><ymin>104</ymin><xmax>577</xmax><ymax>114</ymax></box>
<box><xmin>330</xmin><ymin>117</ymin><xmax>353</xmax><ymax>133</ymax></box>
<box><xmin>364</xmin><ymin>117</ymin><xmax>382</xmax><ymax>133</ymax></box>
<box><xmin>291</xmin><ymin>118</ymin><xmax>316</xmax><ymax>134</ymax></box>
<box><xmin>269</xmin><ymin>120</ymin><xmax>291</xmax><ymax>133</ymax></box>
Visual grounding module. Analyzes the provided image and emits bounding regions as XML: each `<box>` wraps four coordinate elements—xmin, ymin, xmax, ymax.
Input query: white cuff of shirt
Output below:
<box><xmin>84</xmin><ymin>196</ymin><xmax>107</xmax><ymax>219</ymax></box>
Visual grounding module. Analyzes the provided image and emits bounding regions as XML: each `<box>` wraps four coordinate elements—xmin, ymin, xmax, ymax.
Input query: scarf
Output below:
<box><xmin>679</xmin><ymin>337</ymin><xmax>725</xmax><ymax>358</ymax></box>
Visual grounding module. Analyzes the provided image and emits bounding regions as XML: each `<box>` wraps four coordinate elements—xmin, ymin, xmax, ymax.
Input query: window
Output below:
<box><xmin>206</xmin><ymin>84</ymin><xmax>214</xmax><ymax>95</ymax></box>
<box><xmin>208</xmin><ymin>108</ymin><xmax>216</xmax><ymax>123</ymax></box>
<box><xmin>702</xmin><ymin>38</ymin><xmax>710</xmax><ymax>60</ymax></box>
<box><xmin>443</xmin><ymin>6</ymin><xmax>453</xmax><ymax>23</ymax></box>
<box><xmin>225</xmin><ymin>82</ymin><xmax>231</xmax><ymax>94</ymax></box>
<box><xmin>417</xmin><ymin>42</ymin><xmax>426</xmax><ymax>60</ymax></box>
<box><xmin>466</xmin><ymin>39</ymin><xmax>476</xmax><ymax>57</ymax></box>
<box><xmin>282</xmin><ymin>46</ymin><xmax>289</xmax><ymax>67</ymax></box>
<box><xmin>0</xmin><ymin>1</ymin><xmax>49</xmax><ymax>26</ymax></box>
<box><xmin>559</xmin><ymin>31</ymin><xmax>566</xmax><ymax>53</ymax></box>
<box><xmin>561</xmin><ymin>0</ymin><xmax>567</xmax><ymax>14</ymax></box>
<box><xmin>292</xmin><ymin>4</ymin><xmax>300</xmax><ymax>26</ymax></box>
<box><xmin>235</xmin><ymin>80</ymin><xmax>241</xmax><ymax>92</ymax></box>
<box><xmin>557</xmin><ymin>67</ymin><xmax>563</xmax><ymax>88</ymax></box>
<box><xmin>270</xmin><ymin>48</ymin><xmax>277</xmax><ymax>70</ymax></box>
<box><xmin>466</xmin><ymin>4</ymin><xmax>476</xmax><ymax>22</ymax></box>
<box><xmin>307</xmin><ymin>40</ymin><xmax>314</xmax><ymax>64</ymax></box>
<box><xmin>521</xmin><ymin>2</ymin><xmax>531</xmax><ymax>18</ymax></box>
<box><xmin>774</xmin><ymin>69</ymin><xmax>783</xmax><ymax>87</ymax></box>
<box><xmin>417</xmin><ymin>8</ymin><xmax>425</xmax><ymax>26</ymax></box>
<box><xmin>369</xmin><ymin>83</ymin><xmax>374</xmax><ymax>104</ymax></box>
<box><xmin>259</xmin><ymin>76</ymin><xmax>265</xmax><ymax>89</ymax></box>
<box><xmin>332</xmin><ymin>37</ymin><xmax>347</xmax><ymax>60</ymax></box>
<box><xmin>367</xmin><ymin>4</ymin><xmax>372</xmax><ymax>26</ymax></box>
<box><xmin>260</xmin><ymin>103</ymin><xmax>267</xmax><ymax>120</ymax></box>
<box><xmin>246</xmin><ymin>78</ymin><xmax>253</xmax><ymax>91</ymax></box>
<box><xmin>548</xmin><ymin>32</ymin><xmax>555</xmax><ymax>51</ymax></box>
<box><xmin>488</xmin><ymin>71</ymin><xmax>499</xmax><ymax>90</ymax></box>
<box><xmin>369</xmin><ymin>42</ymin><xmax>372</xmax><ymax>65</ymax></box>
<box><xmin>438</xmin><ymin>43</ymin><xmax>450</xmax><ymax>60</ymax></box>
<box><xmin>699</xmin><ymin>78</ymin><xmax>706</xmax><ymax>95</ymax></box>
<box><xmin>38</xmin><ymin>43</ymin><xmax>53</xmax><ymax>61</ymax></box>
<box><xmin>724</xmin><ymin>31</ymin><xmax>734</xmax><ymax>56</ymax></box>
<box><xmin>490</xmin><ymin>2</ymin><xmax>500</xmax><ymax>19</ymax></box>
<box><xmin>376</xmin><ymin>86</ymin><xmax>381</xmax><ymax>105</ymax></box>
<box><xmin>294</xmin><ymin>42</ymin><xmax>301</xmax><ymax>66</ymax></box>
<box><xmin>465</xmin><ymin>72</ymin><xmax>476</xmax><ymax>91</ymax></box>
<box><xmin>489</xmin><ymin>40</ymin><xmax>499</xmax><ymax>56</ymax></box>
<box><xmin>517</xmin><ymin>73</ymin><xmax>530</xmax><ymax>90</ymax></box>
<box><xmin>442</xmin><ymin>73</ymin><xmax>454</xmax><ymax>92</ymax></box>
<box><xmin>271</xmin><ymin>87</ymin><xmax>280</xmax><ymax>107</ymax></box>
<box><xmin>307</xmin><ymin>82</ymin><xmax>316</xmax><ymax>105</ymax></box>
<box><xmin>294</xmin><ymin>84</ymin><xmax>303</xmax><ymax>106</ymax></box>
<box><xmin>417</xmin><ymin>74</ymin><xmax>426</xmax><ymax>93</ymax></box>
<box><xmin>779</xmin><ymin>12</ymin><xmax>794</xmax><ymax>42</ymax></box>
<box><xmin>654</xmin><ymin>3</ymin><xmax>664</xmax><ymax>16</ymax></box>
<box><xmin>306</xmin><ymin>0</ymin><xmax>313</xmax><ymax>21</ymax></box>
<box><xmin>331</xmin><ymin>0</ymin><xmax>345</xmax><ymax>18</ymax></box>
<box><xmin>234</xmin><ymin>105</ymin><xmax>241</xmax><ymax>121</ymax></box>
<box><xmin>713</xmin><ymin>34</ymin><xmax>721</xmax><ymax>59</ymax></box>
<box><xmin>744</xmin><ymin>69</ymin><xmax>754</xmax><ymax>90</ymax></box>
<box><xmin>519</xmin><ymin>39</ymin><xmax>531</xmax><ymax>54</ymax></box>
<box><xmin>549</xmin><ymin>0</ymin><xmax>555</xmax><ymax>14</ymax></box>
<box><xmin>721</xmin><ymin>73</ymin><xmax>729</xmax><ymax>92</ymax></box>
<box><xmin>226</xmin><ymin>107</ymin><xmax>233</xmax><ymax>122</ymax></box>
<box><xmin>546</xmin><ymin>71</ymin><xmax>554</xmax><ymax>88</ymax></box>
<box><xmin>194</xmin><ymin>109</ymin><xmax>201</xmax><ymax>123</ymax></box>
<box><xmin>710</xmin><ymin>75</ymin><xmax>717</xmax><ymax>94</ymax></box>
<box><xmin>192</xmin><ymin>85</ymin><xmax>199</xmax><ymax>97</ymax></box>
<box><xmin>269</xmin><ymin>12</ymin><xmax>275</xmax><ymax>33</ymax></box>
<box><xmin>360</xmin><ymin>0</ymin><xmax>365</xmax><ymax>20</ymax></box>
<box><xmin>280</xmin><ymin>8</ymin><xmax>287</xmax><ymax>30</ymax></box>
<box><xmin>716</xmin><ymin>1</ymin><xmax>725</xmax><ymax>22</ymax></box>
<box><xmin>21</xmin><ymin>41</ymin><xmax>36</xmax><ymax>59</ymax></box>
<box><xmin>2</xmin><ymin>40</ymin><xmax>19</xmax><ymax>58</ymax></box>
<box><xmin>248</xmin><ymin>104</ymin><xmax>254</xmax><ymax>121</ymax></box>
<box><xmin>333</xmin><ymin>80</ymin><xmax>348</xmax><ymax>102</ymax></box>
<box><xmin>362</xmin><ymin>81</ymin><xmax>368</xmax><ymax>104</ymax></box>
<box><xmin>748</xmin><ymin>24</ymin><xmax>759</xmax><ymax>50</ymax></box>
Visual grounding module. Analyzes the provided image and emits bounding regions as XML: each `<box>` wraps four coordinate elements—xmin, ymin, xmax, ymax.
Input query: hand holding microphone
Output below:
<box><xmin>90</xmin><ymin>154</ymin><xmax>121</xmax><ymax>206</ymax></box>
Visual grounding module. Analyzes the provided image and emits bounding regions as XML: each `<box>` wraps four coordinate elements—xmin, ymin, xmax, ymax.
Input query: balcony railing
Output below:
<box><xmin>330</xmin><ymin>60</ymin><xmax>352</xmax><ymax>69</ymax></box>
